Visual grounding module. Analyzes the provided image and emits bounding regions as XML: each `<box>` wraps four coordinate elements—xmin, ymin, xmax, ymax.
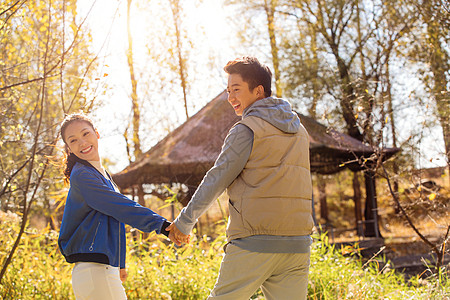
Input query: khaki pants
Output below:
<box><xmin>208</xmin><ymin>244</ymin><xmax>310</xmax><ymax>300</ymax></box>
<box><xmin>71</xmin><ymin>262</ymin><xmax>127</xmax><ymax>300</ymax></box>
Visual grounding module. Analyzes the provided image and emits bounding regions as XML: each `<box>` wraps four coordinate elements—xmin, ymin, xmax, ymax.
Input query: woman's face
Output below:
<box><xmin>64</xmin><ymin>121</ymin><xmax>100</xmax><ymax>161</ymax></box>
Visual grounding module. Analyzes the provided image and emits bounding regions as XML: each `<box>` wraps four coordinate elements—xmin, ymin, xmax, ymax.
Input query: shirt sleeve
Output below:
<box><xmin>173</xmin><ymin>124</ymin><xmax>254</xmax><ymax>235</ymax></box>
<box><xmin>71</xmin><ymin>168</ymin><xmax>167</xmax><ymax>234</ymax></box>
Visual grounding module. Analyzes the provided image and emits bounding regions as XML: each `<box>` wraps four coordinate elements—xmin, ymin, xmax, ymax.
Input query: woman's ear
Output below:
<box><xmin>95</xmin><ymin>129</ymin><xmax>100</xmax><ymax>139</ymax></box>
<box><xmin>65</xmin><ymin>144</ymin><xmax>72</xmax><ymax>154</ymax></box>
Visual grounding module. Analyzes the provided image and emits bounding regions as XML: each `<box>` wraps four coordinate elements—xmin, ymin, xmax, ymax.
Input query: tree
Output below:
<box><xmin>168</xmin><ymin>0</ymin><xmax>190</xmax><ymax>119</ymax></box>
<box><xmin>226</xmin><ymin>0</ymin><xmax>284</xmax><ymax>97</ymax></box>
<box><xmin>409</xmin><ymin>0</ymin><xmax>450</xmax><ymax>175</ymax></box>
<box><xmin>282</xmin><ymin>0</ymin><xmax>420</xmax><ymax>236</ymax></box>
<box><xmin>125</xmin><ymin>0</ymin><xmax>143</xmax><ymax>161</ymax></box>
<box><xmin>263</xmin><ymin>0</ymin><xmax>283</xmax><ymax>97</ymax></box>
<box><xmin>0</xmin><ymin>0</ymin><xmax>98</xmax><ymax>283</ymax></box>
<box><xmin>225</xmin><ymin>0</ymin><xmax>431</xmax><ymax>237</ymax></box>
<box><xmin>114</xmin><ymin>0</ymin><xmax>202</xmax><ymax>216</ymax></box>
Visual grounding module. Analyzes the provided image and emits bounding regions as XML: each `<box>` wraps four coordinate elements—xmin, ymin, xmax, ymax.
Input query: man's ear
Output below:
<box><xmin>255</xmin><ymin>85</ymin><xmax>265</xmax><ymax>99</ymax></box>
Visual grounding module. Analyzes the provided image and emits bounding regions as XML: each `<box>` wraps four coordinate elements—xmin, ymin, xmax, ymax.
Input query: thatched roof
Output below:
<box><xmin>113</xmin><ymin>91</ymin><xmax>399</xmax><ymax>189</ymax></box>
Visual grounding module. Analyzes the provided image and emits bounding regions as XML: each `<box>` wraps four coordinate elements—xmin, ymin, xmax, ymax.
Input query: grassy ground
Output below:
<box><xmin>2</xmin><ymin>168</ymin><xmax>448</xmax><ymax>299</ymax></box>
<box><xmin>0</xmin><ymin>211</ymin><xmax>448</xmax><ymax>299</ymax></box>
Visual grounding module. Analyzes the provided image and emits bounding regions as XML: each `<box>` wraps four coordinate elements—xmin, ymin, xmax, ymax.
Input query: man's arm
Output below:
<box><xmin>172</xmin><ymin>124</ymin><xmax>253</xmax><ymax>237</ymax></box>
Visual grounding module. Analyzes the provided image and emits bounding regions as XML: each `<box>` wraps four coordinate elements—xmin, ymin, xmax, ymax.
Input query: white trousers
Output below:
<box><xmin>72</xmin><ymin>262</ymin><xmax>127</xmax><ymax>300</ymax></box>
<box><xmin>208</xmin><ymin>244</ymin><xmax>310</xmax><ymax>300</ymax></box>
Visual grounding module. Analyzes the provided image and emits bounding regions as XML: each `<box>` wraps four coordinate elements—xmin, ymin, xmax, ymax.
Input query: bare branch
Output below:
<box><xmin>0</xmin><ymin>159</ymin><xmax>30</xmax><ymax>199</ymax></box>
<box><xmin>0</xmin><ymin>65</ymin><xmax>60</xmax><ymax>91</ymax></box>
<box><xmin>0</xmin><ymin>0</ymin><xmax>26</xmax><ymax>32</ymax></box>
<box><xmin>381</xmin><ymin>164</ymin><xmax>439</xmax><ymax>254</ymax></box>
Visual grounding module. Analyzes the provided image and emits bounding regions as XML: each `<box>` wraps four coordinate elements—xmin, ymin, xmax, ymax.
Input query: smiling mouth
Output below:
<box><xmin>232</xmin><ymin>104</ymin><xmax>241</xmax><ymax>110</ymax></box>
<box><xmin>80</xmin><ymin>146</ymin><xmax>93</xmax><ymax>154</ymax></box>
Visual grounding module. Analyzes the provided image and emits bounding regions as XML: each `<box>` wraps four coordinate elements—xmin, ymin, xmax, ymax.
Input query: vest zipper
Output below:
<box><xmin>89</xmin><ymin>221</ymin><xmax>100</xmax><ymax>251</ymax></box>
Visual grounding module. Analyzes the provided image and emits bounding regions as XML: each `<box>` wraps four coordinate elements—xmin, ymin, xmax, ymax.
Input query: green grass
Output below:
<box><xmin>308</xmin><ymin>234</ymin><xmax>449</xmax><ymax>299</ymax></box>
<box><xmin>0</xmin><ymin>216</ymin><xmax>448</xmax><ymax>299</ymax></box>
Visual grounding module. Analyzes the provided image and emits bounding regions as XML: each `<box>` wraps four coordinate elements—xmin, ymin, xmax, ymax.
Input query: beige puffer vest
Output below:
<box><xmin>226</xmin><ymin>116</ymin><xmax>313</xmax><ymax>242</ymax></box>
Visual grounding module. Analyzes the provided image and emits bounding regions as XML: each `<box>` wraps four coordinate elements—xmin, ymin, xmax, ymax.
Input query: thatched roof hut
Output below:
<box><xmin>113</xmin><ymin>91</ymin><xmax>398</xmax><ymax>190</ymax></box>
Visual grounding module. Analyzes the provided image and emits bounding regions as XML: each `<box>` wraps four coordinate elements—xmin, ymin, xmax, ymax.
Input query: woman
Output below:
<box><xmin>58</xmin><ymin>113</ymin><xmax>171</xmax><ymax>300</ymax></box>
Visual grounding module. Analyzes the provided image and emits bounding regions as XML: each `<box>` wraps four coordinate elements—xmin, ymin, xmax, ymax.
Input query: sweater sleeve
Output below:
<box><xmin>71</xmin><ymin>168</ymin><xmax>167</xmax><ymax>234</ymax></box>
<box><xmin>173</xmin><ymin>124</ymin><xmax>253</xmax><ymax>235</ymax></box>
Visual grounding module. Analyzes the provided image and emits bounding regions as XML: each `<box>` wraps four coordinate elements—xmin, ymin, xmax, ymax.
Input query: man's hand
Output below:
<box><xmin>120</xmin><ymin>268</ymin><xmax>127</xmax><ymax>282</ymax></box>
<box><xmin>167</xmin><ymin>223</ymin><xmax>190</xmax><ymax>246</ymax></box>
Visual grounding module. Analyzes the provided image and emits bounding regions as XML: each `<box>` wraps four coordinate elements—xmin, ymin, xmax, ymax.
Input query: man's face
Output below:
<box><xmin>227</xmin><ymin>74</ymin><xmax>263</xmax><ymax>116</ymax></box>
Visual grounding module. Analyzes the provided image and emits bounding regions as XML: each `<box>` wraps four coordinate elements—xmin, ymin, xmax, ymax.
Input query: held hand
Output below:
<box><xmin>166</xmin><ymin>223</ymin><xmax>190</xmax><ymax>246</ymax></box>
<box><xmin>120</xmin><ymin>268</ymin><xmax>128</xmax><ymax>282</ymax></box>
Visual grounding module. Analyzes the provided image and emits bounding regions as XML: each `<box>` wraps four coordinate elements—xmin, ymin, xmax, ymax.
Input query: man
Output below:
<box><xmin>167</xmin><ymin>56</ymin><xmax>313</xmax><ymax>299</ymax></box>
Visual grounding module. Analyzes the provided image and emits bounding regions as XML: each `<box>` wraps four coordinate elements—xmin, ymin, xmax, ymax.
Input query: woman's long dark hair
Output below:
<box><xmin>60</xmin><ymin>113</ymin><xmax>96</xmax><ymax>183</ymax></box>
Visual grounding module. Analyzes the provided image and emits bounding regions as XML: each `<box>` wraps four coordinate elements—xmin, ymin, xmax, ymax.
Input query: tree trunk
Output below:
<box><xmin>427</xmin><ymin>18</ymin><xmax>450</xmax><ymax>179</ymax></box>
<box><xmin>356</xmin><ymin>0</ymin><xmax>374</xmax><ymax>143</ymax></box>
<box><xmin>363</xmin><ymin>169</ymin><xmax>381</xmax><ymax>238</ymax></box>
<box><xmin>317</xmin><ymin>175</ymin><xmax>328</xmax><ymax>224</ymax></box>
<box><xmin>386</xmin><ymin>60</ymin><xmax>400</xmax><ymax>213</ymax></box>
<box><xmin>264</xmin><ymin>0</ymin><xmax>282</xmax><ymax>97</ymax></box>
<box><xmin>308</xmin><ymin>23</ymin><xmax>320</xmax><ymax>117</ymax></box>
<box><xmin>127</xmin><ymin>0</ymin><xmax>142</xmax><ymax>160</ymax></box>
<box><xmin>127</xmin><ymin>0</ymin><xmax>146</xmax><ymax>239</ymax></box>
<box><xmin>353</xmin><ymin>172</ymin><xmax>363</xmax><ymax>236</ymax></box>
<box><xmin>169</xmin><ymin>0</ymin><xmax>189</xmax><ymax>119</ymax></box>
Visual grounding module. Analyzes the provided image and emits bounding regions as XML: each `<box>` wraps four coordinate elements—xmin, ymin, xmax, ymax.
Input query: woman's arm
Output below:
<box><xmin>71</xmin><ymin>167</ymin><xmax>168</xmax><ymax>233</ymax></box>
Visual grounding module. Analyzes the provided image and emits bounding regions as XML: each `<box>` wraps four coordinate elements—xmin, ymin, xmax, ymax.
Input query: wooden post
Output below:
<box><xmin>363</xmin><ymin>170</ymin><xmax>381</xmax><ymax>238</ymax></box>
<box><xmin>318</xmin><ymin>175</ymin><xmax>329</xmax><ymax>224</ymax></box>
<box><xmin>353</xmin><ymin>172</ymin><xmax>364</xmax><ymax>236</ymax></box>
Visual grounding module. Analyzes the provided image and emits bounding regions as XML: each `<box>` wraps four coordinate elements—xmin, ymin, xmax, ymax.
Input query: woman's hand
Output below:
<box><xmin>120</xmin><ymin>268</ymin><xmax>128</xmax><ymax>282</ymax></box>
<box><xmin>166</xmin><ymin>223</ymin><xmax>190</xmax><ymax>246</ymax></box>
